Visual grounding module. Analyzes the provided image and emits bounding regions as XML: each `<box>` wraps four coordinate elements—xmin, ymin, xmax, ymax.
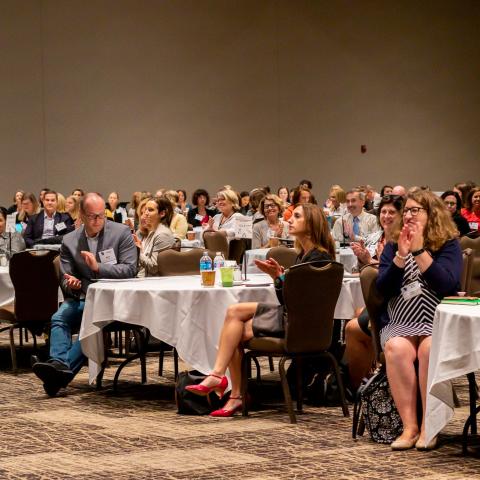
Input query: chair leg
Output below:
<box><xmin>453</xmin><ymin>385</ymin><xmax>461</xmax><ymax>408</ymax></box>
<box><xmin>25</xmin><ymin>328</ymin><xmax>29</xmax><ymax>343</ymax></box>
<box><xmin>295</xmin><ymin>358</ymin><xmax>303</xmax><ymax>412</ymax></box>
<box><xmin>268</xmin><ymin>356</ymin><xmax>274</xmax><ymax>372</ymax></box>
<box><xmin>158</xmin><ymin>349</ymin><xmax>165</xmax><ymax>376</ymax></box>
<box><xmin>173</xmin><ymin>349</ymin><xmax>179</xmax><ymax>381</ymax></box>
<box><xmin>19</xmin><ymin>328</ymin><xmax>23</xmax><ymax>347</ymax></box>
<box><xmin>327</xmin><ymin>352</ymin><xmax>349</xmax><ymax>417</ymax></box>
<box><xmin>9</xmin><ymin>325</ymin><xmax>18</xmax><ymax>374</ymax></box>
<box><xmin>467</xmin><ymin>372</ymin><xmax>478</xmax><ymax>435</ymax></box>
<box><xmin>279</xmin><ymin>356</ymin><xmax>296</xmax><ymax>424</ymax></box>
<box><xmin>241</xmin><ymin>353</ymin><xmax>250</xmax><ymax>417</ymax></box>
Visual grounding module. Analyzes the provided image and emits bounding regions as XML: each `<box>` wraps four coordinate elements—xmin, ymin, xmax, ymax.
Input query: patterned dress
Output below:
<box><xmin>380</xmin><ymin>253</ymin><xmax>440</xmax><ymax>348</ymax></box>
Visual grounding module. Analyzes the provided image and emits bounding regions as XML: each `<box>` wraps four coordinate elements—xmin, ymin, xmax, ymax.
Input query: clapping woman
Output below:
<box><xmin>252</xmin><ymin>194</ymin><xmax>289</xmax><ymax>249</ymax></box>
<box><xmin>185</xmin><ymin>204</ymin><xmax>335</xmax><ymax>417</ymax></box>
<box><xmin>377</xmin><ymin>189</ymin><xmax>462</xmax><ymax>450</ymax></box>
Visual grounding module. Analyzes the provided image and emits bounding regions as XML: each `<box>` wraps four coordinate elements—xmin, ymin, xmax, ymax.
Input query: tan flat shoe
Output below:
<box><xmin>415</xmin><ymin>436</ymin><xmax>438</xmax><ymax>451</ymax></box>
<box><xmin>391</xmin><ymin>434</ymin><xmax>420</xmax><ymax>451</ymax></box>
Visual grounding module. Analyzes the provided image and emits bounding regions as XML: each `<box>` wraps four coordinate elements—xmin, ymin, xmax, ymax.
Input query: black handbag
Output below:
<box><xmin>175</xmin><ymin>370</ymin><xmax>222</xmax><ymax>415</ymax></box>
<box><xmin>353</xmin><ymin>369</ymin><xmax>403</xmax><ymax>444</ymax></box>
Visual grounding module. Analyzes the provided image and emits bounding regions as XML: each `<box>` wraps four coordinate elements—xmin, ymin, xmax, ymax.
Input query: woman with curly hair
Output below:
<box><xmin>460</xmin><ymin>186</ymin><xmax>480</xmax><ymax>233</ymax></box>
<box><xmin>377</xmin><ymin>189</ymin><xmax>462</xmax><ymax>451</ymax></box>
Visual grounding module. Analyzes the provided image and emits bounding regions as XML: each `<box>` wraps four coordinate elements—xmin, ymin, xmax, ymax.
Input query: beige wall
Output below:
<box><xmin>1</xmin><ymin>0</ymin><xmax>479</xmax><ymax>207</ymax></box>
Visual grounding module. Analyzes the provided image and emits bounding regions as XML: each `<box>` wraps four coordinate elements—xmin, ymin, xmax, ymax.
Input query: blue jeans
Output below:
<box><xmin>49</xmin><ymin>299</ymin><xmax>86</xmax><ymax>375</ymax></box>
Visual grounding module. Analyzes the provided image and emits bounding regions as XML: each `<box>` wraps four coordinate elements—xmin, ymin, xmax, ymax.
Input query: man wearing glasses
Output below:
<box><xmin>32</xmin><ymin>192</ymin><xmax>137</xmax><ymax>396</ymax></box>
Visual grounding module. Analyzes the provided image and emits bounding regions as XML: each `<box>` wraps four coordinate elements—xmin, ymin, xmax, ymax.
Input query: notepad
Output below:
<box><xmin>441</xmin><ymin>296</ymin><xmax>480</xmax><ymax>305</ymax></box>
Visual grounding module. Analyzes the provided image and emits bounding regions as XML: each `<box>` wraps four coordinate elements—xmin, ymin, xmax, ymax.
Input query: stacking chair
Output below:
<box><xmin>228</xmin><ymin>239</ymin><xmax>250</xmax><ymax>264</ymax></box>
<box><xmin>0</xmin><ymin>250</ymin><xmax>59</xmax><ymax>373</ymax></box>
<box><xmin>241</xmin><ymin>260</ymin><xmax>348</xmax><ymax>423</ymax></box>
<box><xmin>266</xmin><ymin>246</ymin><xmax>298</xmax><ymax>270</ymax></box>
<box><xmin>460</xmin><ymin>235</ymin><xmax>480</xmax><ymax>295</ymax></box>
<box><xmin>461</xmin><ymin>248</ymin><xmax>474</xmax><ymax>295</ymax></box>
<box><xmin>203</xmin><ymin>231</ymin><xmax>228</xmax><ymax>258</ymax></box>
<box><xmin>157</xmin><ymin>248</ymin><xmax>204</xmax><ymax>276</ymax></box>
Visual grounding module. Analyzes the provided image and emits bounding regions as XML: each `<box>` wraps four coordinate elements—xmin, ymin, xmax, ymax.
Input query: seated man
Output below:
<box><xmin>32</xmin><ymin>193</ymin><xmax>137</xmax><ymax>396</ymax></box>
<box><xmin>332</xmin><ymin>188</ymin><xmax>380</xmax><ymax>243</ymax></box>
<box><xmin>24</xmin><ymin>190</ymin><xmax>74</xmax><ymax>248</ymax></box>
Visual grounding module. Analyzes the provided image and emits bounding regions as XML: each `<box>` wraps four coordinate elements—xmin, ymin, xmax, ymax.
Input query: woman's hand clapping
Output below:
<box><xmin>254</xmin><ymin>258</ymin><xmax>284</xmax><ymax>280</ymax></box>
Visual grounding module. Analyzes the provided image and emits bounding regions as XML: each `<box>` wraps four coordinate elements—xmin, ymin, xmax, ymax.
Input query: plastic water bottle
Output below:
<box><xmin>213</xmin><ymin>252</ymin><xmax>225</xmax><ymax>284</ymax></box>
<box><xmin>200</xmin><ymin>251</ymin><xmax>213</xmax><ymax>272</ymax></box>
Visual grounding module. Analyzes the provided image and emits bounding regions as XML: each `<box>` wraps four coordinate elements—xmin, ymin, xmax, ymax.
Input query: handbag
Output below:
<box><xmin>353</xmin><ymin>369</ymin><xmax>403</xmax><ymax>444</ymax></box>
<box><xmin>175</xmin><ymin>370</ymin><xmax>222</xmax><ymax>415</ymax></box>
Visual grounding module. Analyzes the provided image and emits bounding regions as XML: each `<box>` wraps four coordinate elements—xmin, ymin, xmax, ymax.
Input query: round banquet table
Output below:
<box><xmin>80</xmin><ymin>273</ymin><xmax>364</xmax><ymax>384</ymax></box>
<box><xmin>0</xmin><ymin>266</ymin><xmax>14</xmax><ymax>307</ymax></box>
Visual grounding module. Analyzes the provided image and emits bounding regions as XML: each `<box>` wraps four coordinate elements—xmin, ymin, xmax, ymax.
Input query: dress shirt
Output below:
<box><xmin>42</xmin><ymin>212</ymin><xmax>56</xmax><ymax>238</ymax></box>
<box><xmin>332</xmin><ymin>210</ymin><xmax>380</xmax><ymax>242</ymax></box>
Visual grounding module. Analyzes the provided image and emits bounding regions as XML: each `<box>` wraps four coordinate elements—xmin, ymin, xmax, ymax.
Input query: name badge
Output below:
<box><xmin>469</xmin><ymin>222</ymin><xmax>478</xmax><ymax>231</ymax></box>
<box><xmin>195</xmin><ymin>214</ymin><xmax>204</xmax><ymax>222</ymax></box>
<box><xmin>99</xmin><ymin>248</ymin><xmax>117</xmax><ymax>264</ymax></box>
<box><xmin>401</xmin><ymin>280</ymin><xmax>422</xmax><ymax>301</ymax></box>
<box><xmin>55</xmin><ymin>222</ymin><xmax>67</xmax><ymax>232</ymax></box>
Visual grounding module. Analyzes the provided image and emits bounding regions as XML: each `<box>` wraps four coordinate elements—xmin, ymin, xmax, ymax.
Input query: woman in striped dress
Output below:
<box><xmin>377</xmin><ymin>189</ymin><xmax>462</xmax><ymax>451</ymax></box>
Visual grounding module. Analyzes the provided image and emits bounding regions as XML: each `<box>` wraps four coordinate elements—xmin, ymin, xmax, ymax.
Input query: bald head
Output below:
<box><xmin>80</xmin><ymin>193</ymin><xmax>106</xmax><ymax>236</ymax></box>
<box><xmin>392</xmin><ymin>185</ymin><xmax>407</xmax><ymax>198</ymax></box>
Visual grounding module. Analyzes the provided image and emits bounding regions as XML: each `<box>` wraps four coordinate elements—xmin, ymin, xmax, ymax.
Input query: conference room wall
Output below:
<box><xmin>1</xmin><ymin>0</ymin><xmax>479</xmax><ymax>207</ymax></box>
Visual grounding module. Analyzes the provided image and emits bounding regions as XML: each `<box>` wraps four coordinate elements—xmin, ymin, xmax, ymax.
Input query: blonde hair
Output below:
<box><xmin>259</xmin><ymin>194</ymin><xmax>284</xmax><ymax>216</ymax></box>
<box><xmin>393</xmin><ymin>189</ymin><xmax>458</xmax><ymax>252</ymax></box>
<box><xmin>56</xmin><ymin>193</ymin><xmax>66</xmax><ymax>213</ymax></box>
<box><xmin>65</xmin><ymin>195</ymin><xmax>80</xmax><ymax>220</ymax></box>
<box><xmin>329</xmin><ymin>185</ymin><xmax>346</xmax><ymax>204</ymax></box>
<box><xmin>217</xmin><ymin>189</ymin><xmax>240</xmax><ymax>212</ymax></box>
<box><xmin>164</xmin><ymin>190</ymin><xmax>179</xmax><ymax>207</ymax></box>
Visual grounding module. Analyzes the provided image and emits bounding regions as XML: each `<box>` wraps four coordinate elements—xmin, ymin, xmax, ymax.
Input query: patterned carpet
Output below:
<box><xmin>0</xmin><ymin>332</ymin><xmax>479</xmax><ymax>480</ymax></box>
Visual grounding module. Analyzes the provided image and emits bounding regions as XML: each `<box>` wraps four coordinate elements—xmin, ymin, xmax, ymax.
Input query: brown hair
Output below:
<box><xmin>393</xmin><ymin>189</ymin><xmax>458</xmax><ymax>252</ymax></box>
<box><xmin>18</xmin><ymin>192</ymin><xmax>40</xmax><ymax>221</ymax></box>
<box><xmin>465</xmin><ymin>187</ymin><xmax>480</xmax><ymax>212</ymax></box>
<box><xmin>294</xmin><ymin>203</ymin><xmax>336</xmax><ymax>258</ymax></box>
<box><xmin>259</xmin><ymin>194</ymin><xmax>284</xmax><ymax>217</ymax></box>
<box><xmin>65</xmin><ymin>195</ymin><xmax>80</xmax><ymax>220</ymax></box>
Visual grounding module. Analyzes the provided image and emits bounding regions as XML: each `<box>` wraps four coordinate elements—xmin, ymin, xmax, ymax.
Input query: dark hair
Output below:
<box><xmin>72</xmin><ymin>188</ymin><xmax>85</xmax><ymax>196</ymax></box>
<box><xmin>376</xmin><ymin>195</ymin><xmax>404</xmax><ymax>223</ymax></box>
<box><xmin>441</xmin><ymin>190</ymin><xmax>462</xmax><ymax>213</ymax></box>
<box><xmin>0</xmin><ymin>207</ymin><xmax>7</xmax><ymax>221</ymax></box>
<box><xmin>155</xmin><ymin>197</ymin><xmax>174</xmax><ymax>226</ymax></box>
<box><xmin>192</xmin><ymin>189</ymin><xmax>210</xmax><ymax>206</ymax></box>
<box><xmin>43</xmin><ymin>190</ymin><xmax>58</xmax><ymax>200</ymax></box>
<box><xmin>465</xmin><ymin>187</ymin><xmax>480</xmax><ymax>212</ymax></box>
<box><xmin>277</xmin><ymin>186</ymin><xmax>289</xmax><ymax>197</ymax></box>
<box><xmin>239</xmin><ymin>191</ymin><xmax>250</xmax><ymax>198</ymax></box>
<box><xmin>249</xmin><ymin>188</ymin><xmax>266</xmax><ymax>211</ymax></box>
<box><xmin>292</xmin><ymin>187</ymin><xmax>316</xmax><ymax>206</ymax></box>
<box><xmin>259</xmin><ymin>185</ymin><xmax>271</xmax><ymax>194</ymax></box>
<box><xmin>177</xmin><ymin>189</ymin><xmax>187</xmax><ymax>201</ymax></box>
<box><xmin>380</xmin><ymin>185</ymin><xmax>393</xmax><ymax>197</ymax></box>
<box><xmin>299</xmin><ymin>179</ymin><xmax>313</xmax><ymax>190</ymax></box>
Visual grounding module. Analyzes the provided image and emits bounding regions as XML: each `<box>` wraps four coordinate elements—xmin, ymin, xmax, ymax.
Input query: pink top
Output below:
<box><xmin>461</xmin><ymin>208</ymin><xmax>480</xmax><ymax>231</ymax></box>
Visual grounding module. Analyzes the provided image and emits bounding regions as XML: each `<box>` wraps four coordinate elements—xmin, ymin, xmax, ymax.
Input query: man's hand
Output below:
<box><xmin>64</xmin><ymin>273</ymin><xmax>82</xmax><ymax>290</ymax></box>
<box><xmin>80</xmin><ymin>251</ymin><xmax>99</xmax><ymax>273</ymax></box>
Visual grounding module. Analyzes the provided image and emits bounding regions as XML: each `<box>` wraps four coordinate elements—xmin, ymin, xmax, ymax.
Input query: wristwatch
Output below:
<box><xmin>274</xmin><ymin>274</ymin><xmax>285</xmax><ymax>289</ymax></box>
<box><xmin>412</xmin><ymin>248</ymin><xmax>425</xmax><ymax>257</ymax></box>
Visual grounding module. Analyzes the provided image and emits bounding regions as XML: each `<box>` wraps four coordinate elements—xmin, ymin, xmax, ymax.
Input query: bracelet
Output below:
<box><xmin>412</xmin><ymin>248</ymin><xmax>425</xmax><ymax>257</ymax></box>
<box><xmin>395</xmin><ymin>251</ymin><xmax>408</xmax><ymax>261</ymax></box>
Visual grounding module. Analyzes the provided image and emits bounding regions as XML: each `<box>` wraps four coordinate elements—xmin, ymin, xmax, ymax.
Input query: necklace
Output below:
<box><xmin>219</xmin><ymin>212</ymin><xmax>233</xmax><ymax>227</ymax></box>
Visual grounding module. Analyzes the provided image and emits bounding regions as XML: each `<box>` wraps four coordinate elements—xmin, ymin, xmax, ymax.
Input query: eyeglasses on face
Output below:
<box><xmin>85</xmin><ymin>213</ymin><xmax>105</xmax><ymax>221</ymax></box>
<box><xmin>443</xmin><ymin>201</ymin><xmax>457</xmax><ymax>207</ymax></box>
<box><xmin>264</xmin><ymin>204</ymin><xmax>278</xmax><ymax>210</ymax></box>
<box><xmin>403</xmin><ymin>207</ymin><xmax>426</xmax><ymax>216</ymax></box>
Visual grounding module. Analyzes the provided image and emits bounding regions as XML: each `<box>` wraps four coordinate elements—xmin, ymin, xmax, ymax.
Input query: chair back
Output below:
<box><xmin>460</xmin><ymin>236</ymin><xmax>480</xmax><ymax>295</ymax></box>
<box><xmin>228</xmin><ymin>239</ymin><xmax>250</xmax><ymax>263</ymax></box>
<box><xmin>359</xmin><ymin>264</ymin><xmax>384</xmax><ymax>362</ymax></box>
<box><xmin>157</xmin><ymin>248</ymin><xmax>204</xmax><ymax>276</ymax></box>
<box><xmin>266</xmin><ymin>246</ymin><xmax>298</xmax><ymax>269</ymax></box>
<box><xmin>9</xmin><ymin>250</ymin><xmax>59</xmax><ymax>326</ymax></box>
<box><xmin>203</xmin><ymin>231</ymin><xmax>228</xmax><ymax>258</ymax></box>
<box><xmin>461</xmin><ymin>248</ymin><xmax>474</xmax><ymax>295</ymax></box>
<box><xmin>283</xmin><ymin>260</ymin><xmax>343</xmax><ymax>353</ymax></box>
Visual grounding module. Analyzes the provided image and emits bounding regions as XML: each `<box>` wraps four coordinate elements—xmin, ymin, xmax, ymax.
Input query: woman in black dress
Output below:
<box><xmin>440</xmin><ymin>190</ymin><xmax>470</xmax><ymax>236</ymax></box>
<box><xmin>186</xmin><ymin>203</ymin><xmax>336</xmax><ymax>416</ymax></box>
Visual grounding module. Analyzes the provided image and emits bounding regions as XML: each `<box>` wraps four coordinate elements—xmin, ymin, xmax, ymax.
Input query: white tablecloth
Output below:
<box><xmin>425</xmin><ymin>304</ymin><xmax>480</xmax><ymax>443</ymax></box>
<box><xmin>0</xmin><ymin>266</ymin><xmax>14</xmax><ymax>307</ymax></box>
<box><xmin>80</xmin><ymin>273</ymin><xmax>364</xmax><ymax>383</ymax></box>
<box><xmin>245</xmin><ymin>247</ymin><xmax>359</xmax><ymax>274</ymax></box>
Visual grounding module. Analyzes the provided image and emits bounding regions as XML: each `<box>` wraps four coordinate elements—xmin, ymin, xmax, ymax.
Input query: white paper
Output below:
<box><xmin>6</xmin><ymin>214</ymin><xmax>16</xmax><ymax>233</ymax></box>
<box><xmin>235</xmin><ymin>217</ymin><xmax>253</xmax><ymax>239</ymax></box>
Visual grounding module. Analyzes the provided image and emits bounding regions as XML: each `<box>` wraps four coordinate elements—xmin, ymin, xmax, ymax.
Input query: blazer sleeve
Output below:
<box><xmin>139</xmin><ymin>231</ymin><xmax>175</xmax><ymax>276</ymax></box>
<box><xmin>96</xmin><ymin>227</ymin><xmax>138</xmax><ymax>279</ymax></box>
<box><xmin>376</xmin><ymin>242</ymin><xmax>405</xmax><ymax>300</ymax></box>
<box><xmin>421</xmin><ymin>239</ymin><xmax>462</xmax><ymax>296</ymax></box>
<box><xmin>59</xmin><ymin>241</ymin><xmax>83</xmax><ymax>299</ymax></box>
<box><xmin>23</xmin><ymin>215</ymin><xmax>36</xmax><ymax>248</ymax></box>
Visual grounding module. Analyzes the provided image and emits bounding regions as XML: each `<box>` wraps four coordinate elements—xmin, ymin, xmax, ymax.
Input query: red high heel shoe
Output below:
<box><xmin>185</xmin><ymin>373</ymin><xmax>228</xmax><ymax>399</ymax></box>
<box><xmin>210</xmin><ymin>396</ymin><xmax>243</xmax><ymax>417</ymax></box>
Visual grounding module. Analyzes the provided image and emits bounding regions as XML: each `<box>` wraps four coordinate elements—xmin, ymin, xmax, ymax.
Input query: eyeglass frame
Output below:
<box><xmin>84</xmin><ymin>213</ymin><xmax>106</xmax><ymax>221</ymax></box>
<box><xmin>403</xmin><ymin>206</ymin><xmax>426</xmax><ymax>216</ymax></box>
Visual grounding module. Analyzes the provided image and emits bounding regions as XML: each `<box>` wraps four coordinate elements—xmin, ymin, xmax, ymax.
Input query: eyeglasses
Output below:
<box><xmin>403</xmin><ymin>207</ymin><xmax>426</xmax><ymax>216</ymax></box>
<box><xmin>264</xmin><ymin>204</ymin><xmax>278</xmax><ymax>210</ymax></box>
<box><xmin>444</xmin><ymin>201</ymin><xmax>457</xmax><ymax>207</ymax></box>
<box><xmin>85</xmin><ymin>213</ymin><xmax>105</xmax><ymax>221</ymax></box>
